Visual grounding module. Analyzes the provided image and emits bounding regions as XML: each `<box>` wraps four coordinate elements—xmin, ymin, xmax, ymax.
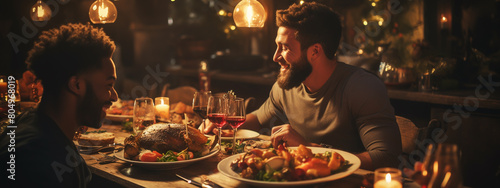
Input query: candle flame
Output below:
<box><xmin>385</xmin><ymin>173</ymin><xmax>391</xmax><ymax>182</ymax></box>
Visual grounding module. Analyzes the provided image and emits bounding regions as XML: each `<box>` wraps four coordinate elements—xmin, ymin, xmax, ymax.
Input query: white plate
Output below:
<box><xmin>222</xmin><ymin>129</ymin><xmax>260</xmax><ymax>140</ymax></box>
<box><xmin>114</xmin><ymin>148</ymin><xmax>219</xmax><ymax>170</ymax></box>
<box><xmin>105</xmin><ymin>114</ymin><xmax>133</xmax><ymax>122</ymax></box>
<box><xmin>217</xmin><ymin>147</ymin><xmax>361</xmax><ymax>187</ymax></box>
<box><xmin>206</xmin><ymin>129</ymin><xmax>260</xmax><ymax>140</ymax></box>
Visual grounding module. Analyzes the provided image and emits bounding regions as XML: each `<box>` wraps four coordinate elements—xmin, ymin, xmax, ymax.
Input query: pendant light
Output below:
<box><xmin>233</xmin><ymin>0</ymin><xmax>266</xmax><ymax>28</ymax></box>
<box><xmin>31</xmin><ymin>0</ymin><xmax>52</xmax><ymax>22</ymax></box>
<box><xmin>89</xmin><ymin>0</ymin><xmax>117</xmax><ymax>24</ymax></box>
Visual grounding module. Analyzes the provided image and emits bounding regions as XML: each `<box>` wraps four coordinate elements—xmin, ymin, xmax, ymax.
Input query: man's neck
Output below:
<box><xmin>303</xmin><ymin>58</ymin><xmax>338</xmax><ymax>93</ymax></box>
<box><xmin>38</xmin><ymin>95</ymin><xmax>80</xmax><ymax>141</ymax></box>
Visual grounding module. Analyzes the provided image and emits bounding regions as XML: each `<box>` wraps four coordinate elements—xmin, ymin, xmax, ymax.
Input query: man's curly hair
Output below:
<box><xmin>26</xmin><ymin>23</ymin><xmax>115</xmax><ymax>95</ymax></box>
<box><xmin>276</xmin><ymin>2</ymin><xmax>342</xmax><ymax>60</ymax></box>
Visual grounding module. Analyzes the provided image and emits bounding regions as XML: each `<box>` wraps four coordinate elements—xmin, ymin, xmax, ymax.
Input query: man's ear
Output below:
<box><xmin>67</xmin><ymin>76</ymin><xmax>86</xmax><ymax>96</ymax></box>
<box><xmin>308</xmin><ymin>43</ymin><xmax>323</xmax><ymax>62</ymax></box>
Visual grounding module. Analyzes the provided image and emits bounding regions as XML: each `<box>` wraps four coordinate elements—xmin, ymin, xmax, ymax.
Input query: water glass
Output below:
<box><xmin>133</xmin><ymin>97</ymin><xmax>156</xmax><ymax>134</ymax></box>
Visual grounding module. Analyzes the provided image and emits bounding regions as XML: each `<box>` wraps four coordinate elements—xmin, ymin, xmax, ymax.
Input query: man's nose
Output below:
<box><xmin>110</xmin><ymin>87</ymin><xmax>118</xmax><ymax>102</ymax></box>
<box><xmin>273</xmin><ymin>49</ymin><xmax>281</xmax><ymax>62</ymax></box>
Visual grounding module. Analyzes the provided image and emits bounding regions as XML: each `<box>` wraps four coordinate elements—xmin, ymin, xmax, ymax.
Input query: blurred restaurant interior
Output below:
<box><xmin>1</xmin><ymin>0</ymin><xmax>499</xmax><ymax>186</ymax></box>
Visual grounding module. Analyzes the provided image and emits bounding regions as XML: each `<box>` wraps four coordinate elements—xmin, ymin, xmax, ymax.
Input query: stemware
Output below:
<box><xmin>192</xmin><ymin>91</ymin><xmax>211</xmax><ymax>131</ymax></box>
<box><xmin>227</xmin><ymin>98</ymin><xmax>246</xmax><ymax>155</ymax></box>
<box><xmin>133</xmin><ymin>97</ymin><xmax>156</xmax><ymax>134</ymax></box>
<box><xmin>207</xmin><ymin>95</ymin><xmax>227</xmax><ymax>154</ymax></box>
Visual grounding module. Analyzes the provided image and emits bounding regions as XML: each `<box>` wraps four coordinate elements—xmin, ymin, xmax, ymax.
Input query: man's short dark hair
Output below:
<box><xmin>276</xmin><ymin>2</ymin><xmax>342</xmax><ymax>59</ymax></box>
<box><xmin>26</xmin><ymin>23</ymin><xmax>115</xmax><ymax>95</ymax></box>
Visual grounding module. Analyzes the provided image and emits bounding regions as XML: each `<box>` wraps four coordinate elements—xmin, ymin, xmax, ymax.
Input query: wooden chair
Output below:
<box><xmin>396</xmin><ymin>116</ymin><xmax>420</xmax><ymax>155</ymax></box>
<box><xmin>163</xmin><ymin>85</ymin><xmax>198</xmax><ymax>105</ymax></box>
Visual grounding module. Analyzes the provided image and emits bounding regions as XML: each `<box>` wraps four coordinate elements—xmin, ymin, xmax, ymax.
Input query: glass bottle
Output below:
<box><xmin>427</xmin><ymin>143</ymin><xmax>463</xmax><ymax>188</ymax></box>
<box><xmin>199</xmin><ymin>60</ymin><xmax>210</xmax><ymax>92</ymax></box>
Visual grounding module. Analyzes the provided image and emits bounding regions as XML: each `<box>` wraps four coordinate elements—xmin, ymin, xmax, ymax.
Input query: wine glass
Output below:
<box><xmin>192</xmin><ymin>91</ymin><xmax>211</xmax><ymax>131</ymax></box>
<box><xmin>227</xmin><ymin>98</ymin><xmax>246</xmax><ymax>155</ymax></box>
<box><xmin>207</xmin><ymin>95</ymin><xmax>227</xmax><ymax>154</ymax></box>
<box><xmin>133</xmin><ymin>97</ymin><xmax>156</xmax><ymax>134</ymax></box>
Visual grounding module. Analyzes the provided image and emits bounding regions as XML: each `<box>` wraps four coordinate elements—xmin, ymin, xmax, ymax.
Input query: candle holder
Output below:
<box><xmin>374</xmin><ymin>167</ymin><xmax>402</xmax><ymax>188</ymax></box>
<box><xmin>155</xmin><ymin>97</ymin><xmax>170</xmax><ymax>122</ymax></box>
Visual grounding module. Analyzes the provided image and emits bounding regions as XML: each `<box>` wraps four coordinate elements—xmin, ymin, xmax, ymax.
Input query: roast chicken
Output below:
<box><xmin>124</xmin><ymin>123</ymin><xmax>208</xmax><ymax>160</ymax></box>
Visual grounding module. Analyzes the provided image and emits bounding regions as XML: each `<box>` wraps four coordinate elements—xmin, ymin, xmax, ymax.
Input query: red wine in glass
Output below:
<box><xmin>226</xmin><ymin>116</ymin><xmax>245</xmax><ymax>129</ymax></box>
<box><xmin>208</xmin><ymin>113</ymin><xmax>226</xmax><ymax>127</ymax></box>
<box><xmin>193</xmin><ymin>106</ymin><xmax>208</xmax><ymax>119</ymax></box>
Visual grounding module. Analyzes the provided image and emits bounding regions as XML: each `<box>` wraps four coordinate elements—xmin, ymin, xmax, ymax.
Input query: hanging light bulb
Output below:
<box><xmin>31</xmin><ymin>0</ymin><xmax>52</xmax><ymax>22</ymax></box>
<box><xmin>233</xmin><ymin>0</ymin><xmax>266</xmax><ymax>28</ymax></box>
<box><xmin>89</xmin><ymin>0</ymin><xmax>117</xmax><ymax>24</ymax></box>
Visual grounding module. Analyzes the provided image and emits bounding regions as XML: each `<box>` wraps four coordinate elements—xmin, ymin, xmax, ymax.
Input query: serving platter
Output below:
<box><xmin>217</xmin><ymin>147</ymin><xmax>360</xmax><ymax>187</ymax></box>
<box><xmin>114</xmin><ymin>148</ymin><xmax>219</xmax><ymax>170</ymax></box>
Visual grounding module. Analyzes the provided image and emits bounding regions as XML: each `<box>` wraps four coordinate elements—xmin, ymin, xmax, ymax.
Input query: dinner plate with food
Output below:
<box><xmin>115</xmin><ymin>123</ymin><xmax>219</xmax><ymax>170</ymax></box>
<box><xmin>217</xmin><ymin>144</ymin><xmax>360</xmax><ymax>186</ymax></box>
<box><xmin>106</xmin><ymin>99</ymin><xmax>133</xmax><ymax>122</ymax></box>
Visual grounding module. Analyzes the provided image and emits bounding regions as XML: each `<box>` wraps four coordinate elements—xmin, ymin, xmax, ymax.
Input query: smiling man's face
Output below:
<box><xmin>77</xmin><ymin>57</ymin><xmax>118</xmax><ymax>128</ymax></box>
<box><xmin>273</xmin><ymin>27</ymin><xmax>312</xmax><ymax>89</ymax></box>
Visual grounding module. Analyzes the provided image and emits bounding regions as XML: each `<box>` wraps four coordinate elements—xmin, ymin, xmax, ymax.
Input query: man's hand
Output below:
<box><xmin>270</xmin><ymin>124</ymin><xmax>310</xmax><ymax>148</ymax></box>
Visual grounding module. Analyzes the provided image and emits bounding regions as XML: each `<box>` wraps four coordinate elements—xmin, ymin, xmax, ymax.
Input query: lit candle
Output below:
<box><xmin>374</xmin><ymin>168</ymin><xmax>403</xmax><ymax>188</ymax></box>
<box><xmin>155</xmin><ymin>97</ymin><xmax>170</xmax><ymax>121</ymax></box>
<box><xmin>374</xmin><ymin>173</ymin><xmax>402</xmax><ymax>188</ymax></box>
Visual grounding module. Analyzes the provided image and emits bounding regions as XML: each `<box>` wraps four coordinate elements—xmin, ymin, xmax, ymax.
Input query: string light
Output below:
<box><xmin>30</xmin><ymin>0</ymin><xmax>52</xmax><ymax>22</ymax></box>
<box><xmin>89</xmin><ymin>0</ymin><xmax>117</xmax><ymax>24</ymax></box>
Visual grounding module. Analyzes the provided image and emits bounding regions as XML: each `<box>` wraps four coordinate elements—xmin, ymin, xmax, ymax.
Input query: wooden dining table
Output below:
<box><xmin>80</xmin><ymin>123</ymin><xmax>420</xmax><ymax>188</ymax></box>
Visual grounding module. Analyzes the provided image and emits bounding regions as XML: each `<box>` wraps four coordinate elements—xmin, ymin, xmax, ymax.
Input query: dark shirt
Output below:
<box><xmin>0</xmin><ymin>109</ymin><xmax>91</xmax><ymax>187</ymax></box>
<box><xmin>253</xmin><ymin>62</ymin><xmax>402</xmax><ymax>168</ymax></box>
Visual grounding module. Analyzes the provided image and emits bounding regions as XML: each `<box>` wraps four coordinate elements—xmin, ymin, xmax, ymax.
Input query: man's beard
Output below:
<box><xmin>277</xmin><ymin>52</ymin><xmax>312</xmax><ymax>89</ymax></box>
<box><xmin>77</xmin><ymin>83</ymin><xmax>109</xmax><ymax>128</ymax></box>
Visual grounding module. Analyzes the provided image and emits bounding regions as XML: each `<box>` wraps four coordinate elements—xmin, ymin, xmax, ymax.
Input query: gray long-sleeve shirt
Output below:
<box><xmin>253</xmin><ymin>62</ymin><xmax>402</xmax><ymax>169</ymax></box>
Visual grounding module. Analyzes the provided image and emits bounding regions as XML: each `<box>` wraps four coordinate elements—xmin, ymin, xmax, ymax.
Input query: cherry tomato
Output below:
<box><xmin>140</xmin><ymin>152</ymin><xmax>158</xmax><ymax>162</ymax></box>
<box><xmin>188</xmin><ymin>152</ymin><xmax>194</xmax><ymax>159</ymax></box>
<box><xmin>152</xmin><ymin>151</ymin><xmax>163</xmax><ymax>158</ymax></box>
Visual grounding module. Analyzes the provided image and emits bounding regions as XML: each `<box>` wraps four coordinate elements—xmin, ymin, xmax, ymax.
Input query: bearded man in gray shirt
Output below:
<box><xmin>205</xmin><ymin>2</ymin><xmax>402</xmax><ymax>170</ymax></box>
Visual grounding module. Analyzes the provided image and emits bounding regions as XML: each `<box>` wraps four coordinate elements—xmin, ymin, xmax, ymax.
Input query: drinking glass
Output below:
<box><xmin>426</xmin><ymin>143</ymin><xmax>463</xmax><ymax>188</ymax></box>
<box><xmin>227</xmin><ymin>98</ymin><xmax>245</xmax><ymax>155</ymax></box>
<box><xmin>133</xmin><ymin>97</ymin><xmax>156</xmax><ymax>134</ymax></box>
<box><xmin>192</xmin><ymin>91</ymin><xmax>211</xmax><ymax>130</ymax></box>
<box><xmin>207</xmin><ymin>95</ymin><xmax>227</xmax><ymax>154</ymax></box>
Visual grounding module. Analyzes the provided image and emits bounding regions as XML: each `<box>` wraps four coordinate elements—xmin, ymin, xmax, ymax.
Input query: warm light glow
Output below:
<box><xmin>363</xmin><ymin>19</ymin><xmax>368</xmax><ymax>26</ymax></box>
<box><xmin>441</xmin><ymin>171</ymin><xmax>452</xmax><ymax>187</ymax></box>
<box><xmin>299</xmin><ymin>0</ymin><xmax>305</xmax><ymax>5</ymax></box>
<box><xmin>89</xmin><ymin>0</ymin><xmax>117</xmax><ymax>24</ymax></box>
<box><xmin>385</xmin><ymin>173</ymin><xmax>391</xmax><ymax>182</ymax></box>
<box><xmin>441</xmin><ymin>15</ymin><xmax>448</xmax><ymax>23</ymax></box>
<box><xmin>219</xmin><ymin>10</ymin><xmax>226</xmax><ymax>16</ymax></box>
<box><xmin>233</xmin><ymin>0</ymin><xmax>266</xmax><ymax>28</ymax></box>
<box><xmin>372</xmin><ymin>2</ymin><xmax>376</xmax><ymax>7</ymax></box>
<box><xmin>31</xmin><ymin>0</ymin><xmax>52</xmax><ymax>22</ymax></box>
<box><xmin>378</xmin><ymin>18</ymin><xmax>384</xmax><ymax>26</ymax></box>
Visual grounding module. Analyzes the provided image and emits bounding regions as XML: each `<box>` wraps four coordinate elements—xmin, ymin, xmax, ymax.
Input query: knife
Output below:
<box><xmin>176</xmin><ymin>174</ymin><xmax>216</xmax><ymax>188</ymax></box>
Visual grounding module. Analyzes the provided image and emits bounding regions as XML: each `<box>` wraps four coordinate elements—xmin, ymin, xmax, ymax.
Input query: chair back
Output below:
<box><xmin>396</xmin><ymin>116</ymin><xmax>419</xmax><ymax>154</ymax></box>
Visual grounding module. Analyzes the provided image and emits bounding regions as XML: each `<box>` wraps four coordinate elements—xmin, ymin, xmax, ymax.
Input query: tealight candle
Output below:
<box><xmin>155</xmin><ymin>97</ymin><xmax>170</xmax><ymax>121</ymax></box>
<box><xmin>374</xmin><ymin>168</ymin><xmax>402</xmax><ymax>188</ymax></box>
